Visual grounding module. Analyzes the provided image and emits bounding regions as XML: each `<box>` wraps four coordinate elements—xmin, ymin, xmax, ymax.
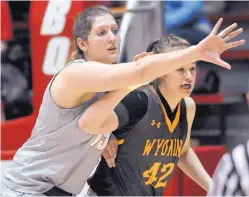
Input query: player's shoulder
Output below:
<box><xmin>183</xmin><ymin>97</ymin><xmax>196</xmax><ymax>113</ymax></box>
<box><xmin>124</xmin><ymin>88</ymin><xmax>148</xmax><ymax>103</ymax></box>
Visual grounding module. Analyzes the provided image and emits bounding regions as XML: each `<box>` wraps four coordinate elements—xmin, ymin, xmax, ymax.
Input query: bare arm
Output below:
<box><xmin>59</xmin><ymin>19</ymin><xmax>244</xmax><ymax>133</ymax></box>
<box><xmin>78</xmin><ymin>52</ymin><xmax>151</xmax><ymax>134</ymax></box>
<box><xmin>51</xmin><ymin>47</ymin><xmax>199</xmax><ymax>108</ymax></box>
<box><xmin>78</xmin><ymin>88</ymin><xmax>130</xmax><ymax>134</ymax></box>
<box><xmin>178</xmin><ymin>97</ymin><xmax>212</xmax><ymax>192</ymax></box>
<box><xmin>61</xmin><ymin>46</ymin><xmax>199</xmax><ymax>93</ymax></box>
<box><xmin>178</xmin><ymin>148</ymin><xmax>212</xmax><ymax>192</ymax></box>
<box><xmin>57</xmin><ymin>19</ymin><xmax>244</xmax><ymax>95</ymax></box>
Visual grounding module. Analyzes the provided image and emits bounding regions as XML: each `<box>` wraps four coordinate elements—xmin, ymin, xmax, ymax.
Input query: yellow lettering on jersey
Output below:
<box><xmin>173</xmin><ymin>139</ymin><xmax>178</xmax><ymax>157</ymax></box>
<box><xmin>143</xmin><ymin>162</ymin><xmax>175</xmax><ymax>189</ymax></box>
<box><xmin>176</xmin><ymin>139</ymin><xmax>183</xmax><ymax>157</ymax></box>
<box><xmin>142</xmin><ymin>139</ymin><xmax>157</xmax><ymax>156</ymax></box>
<box><xmin>167</xmin><ymin>139</ymin><xmax>174</xmax><ymax>156</ymax></box>
<box><xmin>161</xmin><ymin>139</ymin><xmax>169</xmax><ymax>155</ymax></box>
<box><xmin>154</xmin><ymin>139</ymin><xmax>165</xmax><ymax>156</ymax></box>
<box><xmin>142</xmin><ymin>139</ymin><xmax>183</xmax><ymax>157</ymax></box>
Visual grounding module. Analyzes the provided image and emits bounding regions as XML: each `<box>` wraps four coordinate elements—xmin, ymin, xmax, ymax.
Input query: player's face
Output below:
<box><xmin>82</xmin><ymin>14</ymin><xmax>120</xmax><ymax>64</ymax></box>
<box><xmin>161</xmin><ymin>63</ymin><xmax>196</xmax><ymax>98</ymax></box>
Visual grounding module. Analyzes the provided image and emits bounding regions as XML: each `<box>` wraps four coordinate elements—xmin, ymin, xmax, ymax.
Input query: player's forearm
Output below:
<box><xmin>137</xmin><ymin>46</ymin><xmax>199</xmax><ymax>83</ymax></box>
<box><xmin>92</xmin><ymin>111</ymin><xmax>119</xmax><ymax>134</ymax></box>
<box><xmin>78</xmin><ymin>89</ymin><xmax>130</xmax><ymax>134</ymax></box>
<box><xmin>178</xmin><ymin>147</ymin><xmax>212</xmax><ymax>192</ymax></box>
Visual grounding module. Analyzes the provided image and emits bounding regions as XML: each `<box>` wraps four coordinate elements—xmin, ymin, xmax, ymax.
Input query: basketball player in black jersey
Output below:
<box><xmin>86</xmin><ymin>35</ymin><xmax>212</xmax><ymax>196</ymax></box>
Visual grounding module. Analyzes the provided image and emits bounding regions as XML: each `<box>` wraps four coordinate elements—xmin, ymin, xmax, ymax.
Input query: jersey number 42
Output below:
<box><xmin>143</xmin><ymin>162</ymin><xmax>175</xmax><ymax>188</ymax></box>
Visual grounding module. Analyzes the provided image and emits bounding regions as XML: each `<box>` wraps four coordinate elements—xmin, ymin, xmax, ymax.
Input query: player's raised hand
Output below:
<box><xmin>102</xmin><ymin>135</ymin><xmax>118</xmax><ymax>168</ymax></box>
<box><xmin>196</xmin><ymin>18</ymin><xmax>245</xmax><ymax>70</ymax></box>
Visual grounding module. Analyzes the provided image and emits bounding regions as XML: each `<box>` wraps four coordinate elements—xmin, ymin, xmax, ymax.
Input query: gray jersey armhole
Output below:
<box><xmin>47</xmin><ymin>59</ymin><xmax>88</xmax><ymax>110</ymax></box>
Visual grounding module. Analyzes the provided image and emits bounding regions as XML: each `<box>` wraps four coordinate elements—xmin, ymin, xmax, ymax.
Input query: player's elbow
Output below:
<box><xmin>78</xmin><ymin>117</ymin><xmax>99</xmax><ymax>134</ymax></box>
<box><xmin>78</xmin><ymin>113</ymin><xmax>118</xmax><ymax>134</ymax></box>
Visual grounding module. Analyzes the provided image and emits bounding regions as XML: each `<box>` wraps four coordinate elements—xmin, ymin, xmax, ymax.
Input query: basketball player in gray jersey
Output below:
<box><xmin>1</xmin><ymin>4</ymin><xmax>245</xmax><ymax>197</ymax></box>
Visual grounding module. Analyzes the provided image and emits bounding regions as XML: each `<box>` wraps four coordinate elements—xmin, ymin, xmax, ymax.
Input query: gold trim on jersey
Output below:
<box><xmin>118</xmin><ymin>139</ymin><xmax>125</xmax><ymax>145</ymax></box>
<box><xmin>159</xmin><ymin>100</ymin><xmax>181</xmax><ymax>133</ymax></box>
<box><xmin>148</xmin><ymin>85</ymin><xmax>181</xmax><ymax>133</ymax></box>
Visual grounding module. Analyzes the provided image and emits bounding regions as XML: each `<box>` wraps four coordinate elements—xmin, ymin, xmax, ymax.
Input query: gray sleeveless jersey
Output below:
<box><xmin>3</xmin><ymin>59</ymin><xmax>110</xmax><ymax>195</ymax></box>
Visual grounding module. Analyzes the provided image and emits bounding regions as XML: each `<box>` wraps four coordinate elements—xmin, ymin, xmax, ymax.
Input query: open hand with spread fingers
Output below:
<box><xmin>196</xmin><ymin>18</ymin><xmax>245</xmax><ymax>70</ymax></box>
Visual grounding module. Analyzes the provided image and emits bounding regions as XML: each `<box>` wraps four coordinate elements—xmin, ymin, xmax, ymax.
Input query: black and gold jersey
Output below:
<box><xmin>88</xmin><ymin>86</ymin><xmax>188</xmax><ymax>196</ymax></box>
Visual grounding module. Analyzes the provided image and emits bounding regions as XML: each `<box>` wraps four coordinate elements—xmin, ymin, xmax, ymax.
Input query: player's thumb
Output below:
<box><xmin>215</xmin><ymin>58</ymin><xmax>231</xmax><ymax>70</ymax></box>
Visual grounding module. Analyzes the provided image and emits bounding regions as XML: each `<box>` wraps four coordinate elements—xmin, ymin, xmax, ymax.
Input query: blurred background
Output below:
<box><xmin>1</xmin><ymin>0</ymin><xmax>249</xmax><ymax>196</ymax></box>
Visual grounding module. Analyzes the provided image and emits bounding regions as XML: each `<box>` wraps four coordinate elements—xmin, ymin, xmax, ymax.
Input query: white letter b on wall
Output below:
<box><xmin>40</xmin><ymin>0</ymin><xmax>71</xmax><ymax>35</ymax></box>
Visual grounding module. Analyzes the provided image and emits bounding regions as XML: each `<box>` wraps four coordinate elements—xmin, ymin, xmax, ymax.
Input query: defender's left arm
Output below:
<box><xmin>177</xmin><ymin>97</ymin><xmax>212</xmax><ymax>192</ymax></box>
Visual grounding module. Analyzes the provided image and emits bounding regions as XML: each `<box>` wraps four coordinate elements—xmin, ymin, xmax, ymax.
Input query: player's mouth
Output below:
<box><xmin>108</xmin><ymin>46</ymin><xmax>117</xmax><ymax>53</ymax></box>
<box><xmin>180</xmin><ymin>84</ymin><xmax>192</xmax><ymax>91</ymax></box>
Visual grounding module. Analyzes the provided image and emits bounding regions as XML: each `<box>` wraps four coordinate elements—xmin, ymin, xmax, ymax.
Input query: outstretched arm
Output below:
<box><xmin>77</xmin><ymin>19</ymin><xmax>244</xmax><ymax>134</ymax></box>
<box><xmin>55</xmin><ymin>19</ymin><xmax>245</xmax><ymax>94</ymax></box>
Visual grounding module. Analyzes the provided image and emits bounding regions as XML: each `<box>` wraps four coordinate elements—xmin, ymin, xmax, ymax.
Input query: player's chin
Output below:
<box><xmin>110</xmin><ymin>54</ymin><xmax>119</xmax><ymax>64</ymax></box>
<box><xmin>179</xmin><ymin>89</ymin><xmax>193</xmax><ymax>97</ymax></box>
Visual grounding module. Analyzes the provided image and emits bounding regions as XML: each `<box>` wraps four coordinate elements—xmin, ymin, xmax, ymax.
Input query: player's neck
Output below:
<box><xmin>158</xmin><ymin>84</ymin><xmax>181</xmax><ymax>112</ymax></box>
